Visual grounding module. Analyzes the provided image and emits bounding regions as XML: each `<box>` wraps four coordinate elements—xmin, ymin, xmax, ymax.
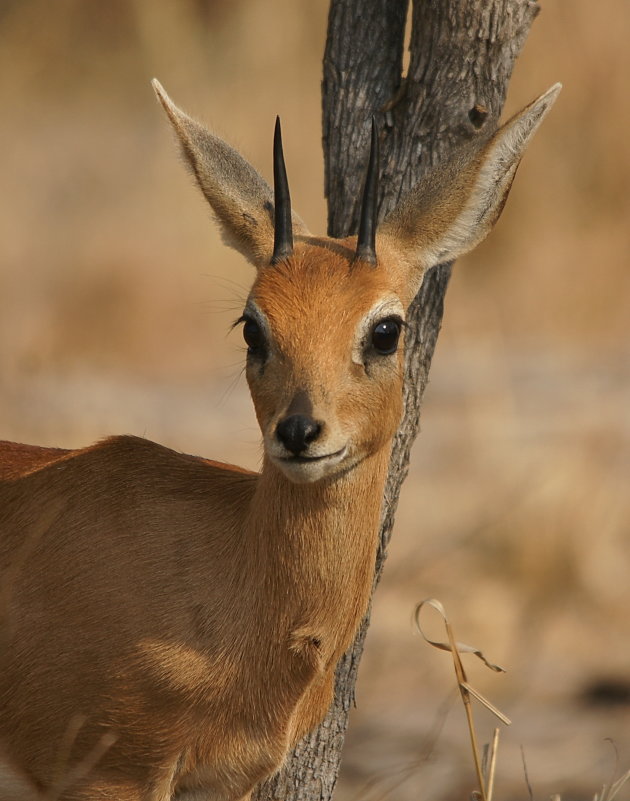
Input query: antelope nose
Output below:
<box><xmin>276</xmin><ymin>415</ymin><xmax>322</xmax><ymax>455</ymax></box>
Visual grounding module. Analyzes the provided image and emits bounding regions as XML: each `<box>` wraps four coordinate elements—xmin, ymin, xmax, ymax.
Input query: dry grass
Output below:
<box><xmin>0</xmin><ymin>1</ymin><xmax>629</xmax><ymax>799</ymax></box>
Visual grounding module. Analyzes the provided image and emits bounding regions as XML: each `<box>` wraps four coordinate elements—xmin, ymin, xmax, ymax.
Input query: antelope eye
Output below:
<box><xmin>242</xmin><ymin>317</ymin><xmax>265</xmax><ymax>353</ymax></box>
<box><xmin>371</xmin><ymin>318</ymin><xmax>401</xmax><ymax>355</ymax></box>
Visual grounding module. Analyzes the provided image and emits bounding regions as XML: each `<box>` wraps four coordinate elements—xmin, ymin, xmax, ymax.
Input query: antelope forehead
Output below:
<box><xmin>247</xmin><ymin>292</ymin><xmax>404</xmax><ymax>351</ymax></box>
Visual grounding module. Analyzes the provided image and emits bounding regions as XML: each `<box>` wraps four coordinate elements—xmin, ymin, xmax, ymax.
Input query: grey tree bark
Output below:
<box><xmin>254</xmin><ymin>1</ymin><xmax>539</xmax><ymax>799</ymax></box>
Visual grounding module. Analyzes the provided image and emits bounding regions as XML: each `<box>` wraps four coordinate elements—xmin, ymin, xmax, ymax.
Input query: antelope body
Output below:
<box><xmin>0</xmin><ymin>81</ymin><xmax>560</xmax><ymax>801</ymax></box>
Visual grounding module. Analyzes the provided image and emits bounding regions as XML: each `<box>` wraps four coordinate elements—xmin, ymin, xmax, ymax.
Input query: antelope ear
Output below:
<box><xmin>378</xmin><ymin>83</ymin><xmax>561</xmax><ymax>284</ymax></box>
<box><xmin>152</xmin><ymin>79</ymin><xmax>310</xmax><ymax>268</ymax></box>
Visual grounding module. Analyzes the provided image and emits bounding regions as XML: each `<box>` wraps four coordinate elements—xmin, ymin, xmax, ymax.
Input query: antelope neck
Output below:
<box><xmin>242</xmin><ymin>449</ymin><xmax>390</xmax><ymax>634</ymax></box>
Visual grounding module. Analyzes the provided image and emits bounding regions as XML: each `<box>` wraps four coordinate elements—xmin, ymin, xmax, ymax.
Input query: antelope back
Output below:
<box><xmin>153</xmin><ymin>81</ymin><xmax>561</xmax><ymax>483</ymax></box>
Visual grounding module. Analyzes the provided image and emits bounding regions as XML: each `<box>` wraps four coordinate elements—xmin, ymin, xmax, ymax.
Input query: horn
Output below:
<box><xmin>271</xmin><ymin>117</ymin><xmax>293</xmax><ymax>264</ymax></box>
<box><xmin>355</xmin><ymin>117</ymin><xmax>379</xmax><ymax>265</ymax></box>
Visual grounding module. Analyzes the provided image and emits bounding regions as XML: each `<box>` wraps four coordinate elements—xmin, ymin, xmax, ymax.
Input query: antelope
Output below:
<box><xmin>0</xmin><ymin>79</ymin><xmax>560</xmax><ymax>801</ymax></box>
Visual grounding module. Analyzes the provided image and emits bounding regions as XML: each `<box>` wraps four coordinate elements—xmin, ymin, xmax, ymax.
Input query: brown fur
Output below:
<box><xmin>0</xmin><ymin>442</ymin><xmax>71</xmax><ymax>480</ymax></box>
<box><xmin>0</xmin><ymin>81</ymin><xmax>560</xmax><ymax>801</ymax></box>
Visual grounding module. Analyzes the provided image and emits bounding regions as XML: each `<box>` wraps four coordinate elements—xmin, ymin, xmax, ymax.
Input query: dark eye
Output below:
<box><xmin>242</xmin><ymin>317</ymin><xmax>265</xmax><ymax>354</ymax></box>
<box><xmin>371</xmin><ymin>318</ymin><xmax>401</xmax><ymax>355</ymax></box>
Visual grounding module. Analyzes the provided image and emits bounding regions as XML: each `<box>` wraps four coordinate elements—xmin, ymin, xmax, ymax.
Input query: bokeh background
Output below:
<box><xmin>1</xmin><ymin>1</ymin><xmax>629</xmax><ymax>799</ymax></box>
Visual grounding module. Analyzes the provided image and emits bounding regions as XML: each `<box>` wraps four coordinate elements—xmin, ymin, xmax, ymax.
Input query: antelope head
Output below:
<box><xmin>153</xmin><ymin>80</ymin><xmax>560</xmax><ymax>483</ymax></box>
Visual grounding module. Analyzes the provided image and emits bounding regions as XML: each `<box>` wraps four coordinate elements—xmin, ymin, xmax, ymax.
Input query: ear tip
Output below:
<box><xmin>545</xmin><ymin>82</ymin><xmax>563</xmax><ymax>100</ymax></box>
<box><xmin>151</xmin><ymin>78</ymin><xmax>164</xmax><ymax>97</ymax></box>
<box><xmin>538</xmin><ymin>82</ymin><xmax>563</xmax><ymax>110</ymax></box>
<box><xmin>514</xmin><ymin>82</ymin><xmax>562</xmax><ymax>133</ymax></box>
<box><xmin>151</xmin><ymin>78</ymin><xmax>176</xmax><ymax>115</ymax></box>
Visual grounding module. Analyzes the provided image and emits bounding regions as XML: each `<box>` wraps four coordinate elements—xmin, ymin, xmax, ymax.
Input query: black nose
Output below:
<box><xmin>276</xmin><ymin>414</ymin><xmax>322</xmax><ymax>455</ymax></box>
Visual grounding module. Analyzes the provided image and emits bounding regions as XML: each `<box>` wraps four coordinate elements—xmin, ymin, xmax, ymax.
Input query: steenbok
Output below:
<box><xmin>0</xmin><ymin>79</ymin><xmax>560</xmax><ymax>801</ymax></box>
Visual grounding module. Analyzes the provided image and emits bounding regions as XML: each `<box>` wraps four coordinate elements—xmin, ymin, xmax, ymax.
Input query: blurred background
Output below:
<box><xmin>0</xmin><ymin>1</ymin><xmax>629</xmax><ymax>799</ymax></box>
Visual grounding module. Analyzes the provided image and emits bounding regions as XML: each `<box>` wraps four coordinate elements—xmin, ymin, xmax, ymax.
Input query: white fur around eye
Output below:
<box><xmin>352</xmin><ymin>297</ymin><xmax>405</xmax><ymax>366</ymax></box>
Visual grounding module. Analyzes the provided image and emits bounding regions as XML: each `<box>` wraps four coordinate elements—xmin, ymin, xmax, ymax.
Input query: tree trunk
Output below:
<box><xmin>254</xmin><ymin>1</ymin><xmax>539</xmax><ymax>799</ymax></box>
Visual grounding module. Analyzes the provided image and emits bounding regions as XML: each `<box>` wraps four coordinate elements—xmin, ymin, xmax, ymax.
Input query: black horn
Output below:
<box><xmin>355</xmin><ymin>118</ymin><xmax>380</xmax><ymax>265</ymax></box>
<box><xmin>271</xmin><ymin>117</ymin><xmax>293</xmax><ymax>264</ymax></box>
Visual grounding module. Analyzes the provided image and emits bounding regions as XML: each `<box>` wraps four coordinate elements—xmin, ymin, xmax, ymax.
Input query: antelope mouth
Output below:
<box><xmin>281</xmin><ymin>446</ymin><xmax>347</xmax><ymax>465</ymax></box>
<box><xmin>270</xmin><ymin>445</ymin><xmax>350</xmax><ymax>483</ymax></box>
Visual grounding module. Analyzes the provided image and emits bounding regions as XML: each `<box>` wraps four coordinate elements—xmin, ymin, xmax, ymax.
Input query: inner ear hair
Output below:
<box><xmin>378</xmin><ymin>83</ymin><xmax>562</xmax><ymax>275</ymax></box>
<box><xmin>152</xmin><ymin>79</ymin><xmax>310</xmax><ymax>268</ymax></box>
